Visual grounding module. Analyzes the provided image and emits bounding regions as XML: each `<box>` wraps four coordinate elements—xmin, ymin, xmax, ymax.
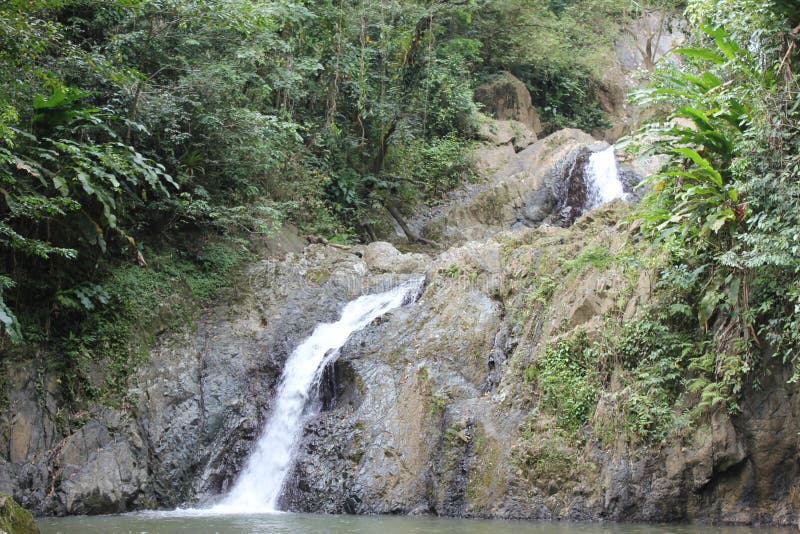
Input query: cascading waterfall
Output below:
<box><xmin>210</xmin><ymin>277</ymin><xmax>424</xmax><ymax>514</ymax></box>
<box><xmin>584</xmin><ymin>145</ymin><xmax>626</xmax><ymax>209</ymax></box>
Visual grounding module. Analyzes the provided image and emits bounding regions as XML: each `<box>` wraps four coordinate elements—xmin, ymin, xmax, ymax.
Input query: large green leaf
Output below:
<box><xmin>33</xmin><ymin>85</ymin><xmax>91</xmax><ymax>111</ymax></box>
<box><xmin>704</xmin><ymin>25</ymin><xmax>744</xmax><ymax>62</ymax></box>
<box><xmin>676</xmin><ymin>105</ymin><xmax>714</xmax><ymax>131</ymax></box>
<box><xmin>674</xmin><ymin>46</ymin><xmax>726</xmax><ymax>65</ymax></box>
<box><xmin>672</xmin><ymin>147</ymin><xmax>723</xmax><ymax>187</ymax></box>
<box><xmin>0</xmin><ymin>298</ymin><xmax>22</xmax><ymax>343</ymax></box>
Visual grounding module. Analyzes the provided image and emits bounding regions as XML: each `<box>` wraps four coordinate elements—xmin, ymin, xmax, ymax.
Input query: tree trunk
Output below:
<box><xmin>361</xmin><ymin>223</ymin><xmax>378</xmax><ymax>242</ymax></box>
<box><xmin>386</xmin><ymin>201</ymin><xmax>439</xmax><ymax>247</ymax></box>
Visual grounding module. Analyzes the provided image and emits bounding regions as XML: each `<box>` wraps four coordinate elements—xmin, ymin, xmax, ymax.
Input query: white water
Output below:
<box><xmin>584</xmin><ymin>146</ymin><xmax>626</xmax><ymax>209</ymax></box>
<box><xmin>210</xmin><ymin>277</ymin><xmax>424</xmax><ymax>514</ymax></box>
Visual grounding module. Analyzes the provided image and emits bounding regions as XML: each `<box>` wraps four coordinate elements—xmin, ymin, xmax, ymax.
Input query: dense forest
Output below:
<box><xmin>0</xmin><ymin>0</ymin><xmax>799</xmax><ymax>479</ymax></box>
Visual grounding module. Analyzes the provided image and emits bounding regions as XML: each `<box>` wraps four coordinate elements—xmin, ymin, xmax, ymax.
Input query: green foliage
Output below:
<box><xmin>469</xmin><ymin>0</ymin><xmax>630</xmax><ymax>132</ymax></box>
<box><xmin>511</xmin><ymin>423</ymin><xmax>578</xmax><ymax>483</ymax></box>
<box><xmin>625</xmin><ymin>0</ymin><xmax>800</xmax><ymax>408</ymax></box>
<box><xmin>628</xmin><ymin>25</ymin><xmax>751</xmax><ymax>258</ymax></box>
<box><xmin>563</xmin><ymin>244</ymin><xmax>615</xmax><ymax>273</ymax></box>
<box><xmin>56</xmin><ymin>284</ymin><xmax>109</xmax><ymax>312</ymax></box>
<box><xmin>0</xmin><ymin>491</ymin><xmax>40</xmax><ymax>534</ymax></box>
<box><xmin>526</xmin><ymin>329</ymin><xmax>598</xmax><ymax>434</ymax></box>
<box><xmin>0</xmin><ymin>0</ymin><xmax>489</xmax><ymax>352</ymax></box>
<box><xmin>386</xmin><ymin>134</ymin><xmax>475</xmax><ymax>203</ymax></box>
<box><xmin>56</xmin><ymin>239</ymin><xmax>247</xmax><ymax>402</ymax></box>
<box><xmin>0</xmin><ymin>80</ymin><xmax>177</xmax><ymax>338</ymax></box>
<box><xmin>615</xmin><ymin>318</ymin><xmax>692</xmax><ymax>441</ymax></box>
<box><xmin>429</xmin><ymin>393</ymin><xmax>447</xmax><ymax>416</ymax></box>
<box><xmin>526</xmin><ymin>275</ymin><xmax>557</xmax><ymax>306</ymax></box>
<box><xmin>0</xmin><ymin>276</ymin><xmax>21</xmax><ymax>343</ymax></box>
<box><xmin>442</xmin><ymin>263</ymin><xmax>463</xmax><ymax>279</ymax></box>
<box><xmin>0</xmin><ymin>0</ymin><xmax>647</xmax><ymax>356</ymax></box>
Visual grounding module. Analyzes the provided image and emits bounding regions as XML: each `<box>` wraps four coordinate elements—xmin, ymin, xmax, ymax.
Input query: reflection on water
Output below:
<box><xmin>37</xmin><ymin>512</ymin><xmax>796</xmax><ymax>534</ymax></box>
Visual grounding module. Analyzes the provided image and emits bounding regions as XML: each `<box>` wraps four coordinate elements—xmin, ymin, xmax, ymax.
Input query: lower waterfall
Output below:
<box><xmin>210</xmin><ymin>276</ymin><xmax>424</xmax><ymax>514</ymax></box>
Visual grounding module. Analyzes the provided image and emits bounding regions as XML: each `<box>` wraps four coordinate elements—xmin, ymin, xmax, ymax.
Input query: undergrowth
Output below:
<box><xmin>15</xmin><ymin>238</ymin><xmax>249</xmax><ymax>408</ymax></box>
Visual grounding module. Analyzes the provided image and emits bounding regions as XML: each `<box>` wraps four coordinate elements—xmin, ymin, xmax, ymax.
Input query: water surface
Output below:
<box><xmin>37</xmin><ymin>512</ymin><xmax>796</xmax><ymax>534</ymax></box>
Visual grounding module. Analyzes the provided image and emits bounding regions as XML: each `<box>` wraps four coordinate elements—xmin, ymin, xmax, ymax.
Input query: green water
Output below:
<box><xmin>37</xmin><ymin>512</ymin><xmax>796</xmax><ymax>534</ymax></box>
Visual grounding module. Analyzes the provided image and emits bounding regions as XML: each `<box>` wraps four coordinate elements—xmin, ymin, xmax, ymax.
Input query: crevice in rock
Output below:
<box><xmin>552</xmin><ymin>149</ymin><xmax>592</xmax><ymax>227</ymax></box>
<box><xmin>482</xmin><ymin>325</ymin><xmax>514</xmax><ymax>393</ymax></box>
<box><xmin>426</xmin><ymin>411</ymin><xmax>476</xmax><ymax>517</ymax></box>
<box><xmin>318</xmin><ymin>359</ymin><xmax>364</xmax><ymax>413</ymax></box>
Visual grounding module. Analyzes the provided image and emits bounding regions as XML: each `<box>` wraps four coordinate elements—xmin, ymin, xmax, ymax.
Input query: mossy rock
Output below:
<box><xmin>0</xmin><ymin>494</ymin><xmax>39</xmax><ymax>534</ymax></box>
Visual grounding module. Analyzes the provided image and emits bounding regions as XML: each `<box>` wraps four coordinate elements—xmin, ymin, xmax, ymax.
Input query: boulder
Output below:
<box><xmin>476</xmin><ymin>117</ymin><xmax>537</xmax><ymax>152</ymax></box>
<box><xmin>362</xmin><ymin>242</ymin><xmax>429</xmax><ymax>274</ymax></box>
<box><xmin>53</xmin><ymin>412</ymin><xmax>148</xmax><ymax>515</ymax></box>
<box><xmin>474</xmin><ymin>72</ymin><xmax>543</xmax><ymax>136</ymax></box>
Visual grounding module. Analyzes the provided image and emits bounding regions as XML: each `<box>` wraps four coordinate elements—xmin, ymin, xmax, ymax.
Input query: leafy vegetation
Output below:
<box><xmin>525</xmin><ymin>329</ymin><xmax>598</xmax><ymax>434</ymax></box>
<box><xmin>0</xmin><ymin>0</ymin><xmax>498</xmax><ymax>395</ymax></box>
<box><xmin>469</xmin><ymin>0</ymin><xmax>618</xmax><ymax>132</ymax></box>
<box><xmin>522</xmin><ymin>311</ymin><xmax>696</xmax><ymax>443</ymax></box>
<box><xmin>0</xmin><ymin>0</ymin><xmax>653</xmax><ymax>406</ymax></box>
<box><xmin>469</xmin><ymin>0</ymin><xmax>684</xmax><ymax>132</ymax></box>
<box><xmin>625</xmin><ymin>0</ymin><xmax>800</xmax><ymax>410</ymax></box>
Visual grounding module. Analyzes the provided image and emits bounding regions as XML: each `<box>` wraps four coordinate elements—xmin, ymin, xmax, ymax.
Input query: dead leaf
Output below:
<box><xmin>15</xmin><ymin>159</ymin><xmax>40</xmax><ymax>177</ymax></box>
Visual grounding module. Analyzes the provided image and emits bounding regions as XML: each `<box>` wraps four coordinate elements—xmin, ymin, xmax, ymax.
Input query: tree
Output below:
<box><xmin>623</xmin><ymin>0</ymin><xmax>686</xmax><ymax>70</ymax></box>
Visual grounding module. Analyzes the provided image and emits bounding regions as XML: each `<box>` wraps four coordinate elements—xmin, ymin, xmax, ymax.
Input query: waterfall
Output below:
<box><xmin>211</xmin><ymin>277</ymin><xmax>424</xmax><ymax>514</ymax></box>
<box><xmin>584</xmin><ymin>145</ymin><xmax>626</xmax><ymax>209</ymax></box>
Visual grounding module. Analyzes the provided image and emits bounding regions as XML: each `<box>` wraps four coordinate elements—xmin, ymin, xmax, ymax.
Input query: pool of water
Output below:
<box><xmin>37</xmin><ymin>512</ymin><xmax>796</xmax><ymax>534</ymax></box>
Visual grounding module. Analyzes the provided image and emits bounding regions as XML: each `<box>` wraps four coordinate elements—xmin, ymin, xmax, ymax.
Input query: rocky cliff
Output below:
<box><xmin>1</xmin><ymin>124</ymin><xmax>798</xmax><ymax>526</ymax></box>
<box><xmin>281</xmin><ymin>215</ymin><xmax>800</xmax><ymax>525</ymax></box>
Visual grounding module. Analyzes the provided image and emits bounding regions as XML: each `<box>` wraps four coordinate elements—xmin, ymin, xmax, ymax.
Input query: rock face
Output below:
<box><xmin>409</xmin><ymin>128</ymin><xmax>596</xmax><ymax>244</ymax></box>
<box><xmin>280</xmin><ymin>207</ymin><xmax>800</xmax><ymax>526</ymax></box>
<box><xmin>476</xmin><ymin>117</ymin><xmax>537</xmax><ymax>153</ymax></box>
<box><xmin>0</xmin><ymin>241</ymin><xmax>438</xmax><ymax>515</ymax></box>
<box><xmin>51</xmin><ymin>411</ymin><xmax>148</xmax><ymax>515</ymax></box>
<box><xmin>597</xmin><ymin>11</ymin><xmax>687</xmax><ymax>141</ymax></box>
<box><xmin>409</xmin><ymin>128</ymin><xmax>642</xmax><ymax>244</ymax></box>
<box><xmin>0</xmin><ymin>127</ymin><xmax>797</xmax><ymax>527</ymax></box>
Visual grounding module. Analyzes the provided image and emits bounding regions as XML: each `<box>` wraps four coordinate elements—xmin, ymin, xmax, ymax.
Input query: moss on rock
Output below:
<box><xmin>0</xmin><ymin>494</ymin><xmax>39</xmax><ymax>534</ymax></box>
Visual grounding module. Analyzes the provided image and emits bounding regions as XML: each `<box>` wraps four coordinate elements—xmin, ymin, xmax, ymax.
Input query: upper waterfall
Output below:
<box><xmin>584</xmin><ymin>145</ymin><xmax>626</xmax><ymax>209</ymax></box>
<box><xmin>211</xmin><ymin>277</ymin><xmax>424</xmax><ymax>514</ymax></box>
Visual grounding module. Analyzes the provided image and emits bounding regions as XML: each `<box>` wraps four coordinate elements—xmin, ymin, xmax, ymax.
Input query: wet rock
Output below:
<box><xmin>0</xmin><ymin>239</ymin><xmax>417</xmax><ymax>514</ymax></box>
<box><xmin>283</xmin><ymin>248</ymin><xmax>504</xmax><ymax>516</ymax></box>
<box><xmin>410</xmin><ymin>128</ymin><xmax>598</xmax><ymax>244</ymax></box>
<box><xmin>39</xmin><ymin>408</ymin><xmax>150</xmax><ymax>515</ymax></box>
<box><xmin>4</xmin><ymin>365</ymin><xmax>59</xmax><ymax>466</ymax></box>
<box><xmin>551</xmin><ymin>148</ymin><xmax>592</xmax><ymax>227</ymax></box>
<box><xmin>57</xmin><ymin>437</ymin><xmax>146</xmax><ymax>514</ymax></box>
<box><xmin>281</xmin><ymin>208</ymin><xmax>800</xmax><ymax>527</ymax></box>
<box><xmin>318</xmin><ymin>360</ymin><xmax>364</xmax><ymax>413</ymax></box>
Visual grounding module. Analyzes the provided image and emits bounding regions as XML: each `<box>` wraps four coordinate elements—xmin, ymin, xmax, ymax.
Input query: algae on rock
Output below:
<box><xmin>0</xmin><ymin>494</ymin><xmax>39</xmax><ymax>534</ymax></box>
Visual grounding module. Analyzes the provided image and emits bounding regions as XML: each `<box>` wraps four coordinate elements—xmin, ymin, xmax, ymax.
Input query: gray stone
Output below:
<box><xmin>474</xmin><ymin>72</ymin><xmax>542</xmax><ymax>135</ymax></box>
